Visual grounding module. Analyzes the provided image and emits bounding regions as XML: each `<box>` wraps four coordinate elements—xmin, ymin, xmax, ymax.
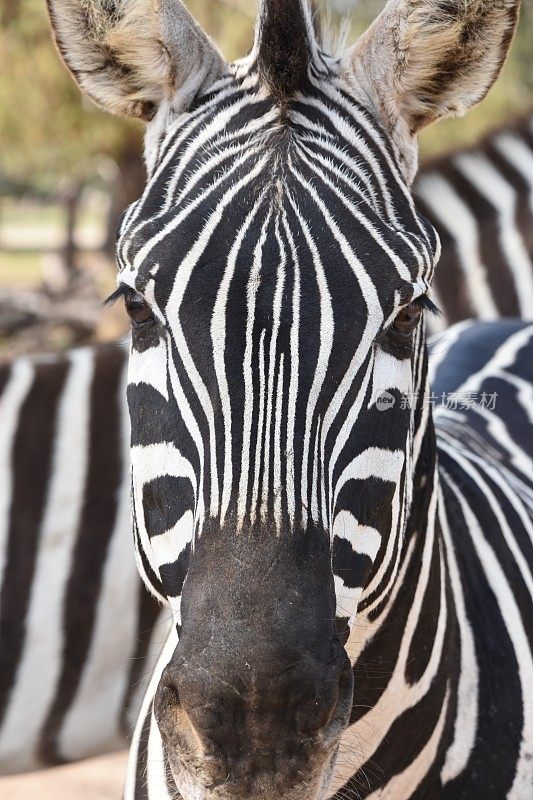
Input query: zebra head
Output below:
<box><xmin>47</xmin><ymin>0</ymin><xmax>520</xmax><ymax>797</ymax></box>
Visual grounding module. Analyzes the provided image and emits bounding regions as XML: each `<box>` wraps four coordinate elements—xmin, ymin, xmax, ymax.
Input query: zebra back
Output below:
<box><xmin>415</xmin><ymin>113</ymin><xmax>533</xmax><ymax>329</ymax></box>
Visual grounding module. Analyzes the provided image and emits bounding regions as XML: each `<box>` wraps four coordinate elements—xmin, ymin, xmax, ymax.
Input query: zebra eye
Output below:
<box><xmin>392</xmin><ymin>301</ymin><xmax>423</xmax><ymax>336</ymax></box>
<box><xmin>124</xmin><ymin>289</ymin><xmax>154</xmax><ymax>325</ymax></box>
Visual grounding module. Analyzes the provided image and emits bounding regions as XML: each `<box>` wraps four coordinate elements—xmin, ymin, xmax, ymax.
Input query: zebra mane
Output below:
<box><xmin>256</xmin><ymin>0</ymin><xmax>320</xmax><ymax>102</ymax></box>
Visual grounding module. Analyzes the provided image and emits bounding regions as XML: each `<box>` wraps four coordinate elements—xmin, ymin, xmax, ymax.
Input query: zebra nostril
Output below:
<box><xmin>297</xmin><ymin>695</ymin><xmax>338</xmax><ymax>736</ymax></box>
<box><xmin>163</xmin><ymin>682</ymin><xmax>180</xmax><ymax>705</ymax></box>
<box><xmin>204</xmin><ymin>762</ymin><xmax>231</xmax><ymax>792</ymax></box>
<box><xmin>335</xmin><ymin>617</ymin><xmax>350</xmax><ymax>646</ymax></box>
<box><xmin>297</xmin><ymin>656</ymin><xmax>354</xmax><ymax>740</ymax></box>
<box><xmin>295</xmin><ymin>662</ymin><xmax>347</xmax><ymax>737</ymax></box>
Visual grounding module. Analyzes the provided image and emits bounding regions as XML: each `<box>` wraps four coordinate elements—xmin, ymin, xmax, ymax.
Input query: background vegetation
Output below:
<box><xmin>1</xmin><ymin>0</ymin><xmax>531</xmax><ymax>354</ymax></box>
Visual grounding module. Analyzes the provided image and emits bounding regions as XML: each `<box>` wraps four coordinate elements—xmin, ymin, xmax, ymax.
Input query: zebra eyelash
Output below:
<box><xmin>103</xmin><ymin>283</ymin><xmax>131</xmax><ymax>307</ymax></box>
<box><xmin>416</xmin><ymin>295</ymin><xmax>441</xmax><ymax>317</ymax></box>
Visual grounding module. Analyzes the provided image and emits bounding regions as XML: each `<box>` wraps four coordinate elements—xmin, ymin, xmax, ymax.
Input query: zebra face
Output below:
<box><xmin>46</xmin><ymin>0</ymin><xmax>520</xmax><ymax>796</ymax></box>
<box><xmin>118</xmin><ymin>71</ymin><xmax>438</xmax><ymax>604</ymax></box>
<box><xmin>116</xmin><ymin>71</ymin><xmax>438</xmax><ymax>799</ymax></box>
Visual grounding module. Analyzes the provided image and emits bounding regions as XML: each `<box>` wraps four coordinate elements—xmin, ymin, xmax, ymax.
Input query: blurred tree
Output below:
<box><xmin>0</xmin><ymin>0</ymin><xmax>254</xmax><ymax>258</ymax></box>
<box><xmin>0</xmin><ymin>0</ymin><xmax>138</xmax><ymax>188</ymax></box>
<box><xmin>0</xmin><ymin>0</ymin><xmax>253</xmax><ymax>187</ymax></box>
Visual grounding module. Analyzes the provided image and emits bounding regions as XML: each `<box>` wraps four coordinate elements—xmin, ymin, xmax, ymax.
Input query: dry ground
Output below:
<box><xmin>0</xmin><ymin>751</ymin><xmax>127</xmax><ymax>799</ymax></box>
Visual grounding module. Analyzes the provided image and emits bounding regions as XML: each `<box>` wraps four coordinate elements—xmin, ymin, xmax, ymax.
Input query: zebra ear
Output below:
<box><xmin>46</xmin><ymin>0</ymin><xmax>225</xmax><ymax>121</ymax></box>
<box><xmin>341</xmin><ymin>0</ymin><xmax>521</xmax><ymax>180</ymax></box>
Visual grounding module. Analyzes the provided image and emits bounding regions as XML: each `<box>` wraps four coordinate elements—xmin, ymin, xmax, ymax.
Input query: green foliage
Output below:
<box><xmin>0</xmin><ymin>0</ymin><xmax>139</xmax><ymax>188</ymax></box>
<box><xmin>0</xmin><ymin>0</ymin><xmax>253</xmax><ymax>191</ymax></box>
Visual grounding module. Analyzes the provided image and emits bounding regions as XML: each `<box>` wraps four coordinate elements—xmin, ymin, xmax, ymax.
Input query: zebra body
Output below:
<box><xmin>335</xmin><ymin>319</ymin><xmax>533</xmax><ymax>798</ymax></box>
<box><xmin>0</xmin><ymin>345</ymin><xmax>168</xmax><ymax>773</ymax></box>
<box><xmin>7</xmin><ymin>0</ymin><xmax>527</xmax><ymax>796</ymax></box>
<box><xmin>416</xmin><ymin>114</ymin><xmax>533</xmax><ymax>330</ymax></box>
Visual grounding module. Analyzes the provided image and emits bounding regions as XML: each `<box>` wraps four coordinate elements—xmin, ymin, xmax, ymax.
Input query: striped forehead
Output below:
<box><xmin>117</xmin><ymin>76</ymin><xmax>438</xmax><ymax>302</ymax></box>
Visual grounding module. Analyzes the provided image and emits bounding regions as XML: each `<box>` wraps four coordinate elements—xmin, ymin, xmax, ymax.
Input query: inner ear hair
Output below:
<box><xmin>46</xmin><ymin>0</ymin><xmax>225</xmax><ymax>120</ymax></box>
<box><xmin>393</xmin><ymin>0</ymin><xmax>521</xmax><ymax>131</ymax></box>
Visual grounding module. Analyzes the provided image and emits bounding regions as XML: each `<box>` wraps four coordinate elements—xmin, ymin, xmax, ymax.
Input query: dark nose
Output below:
<box><xmin>155</xmin><ymin>644</ymin><xmax>353</xmax><ymax>760</ymax></box>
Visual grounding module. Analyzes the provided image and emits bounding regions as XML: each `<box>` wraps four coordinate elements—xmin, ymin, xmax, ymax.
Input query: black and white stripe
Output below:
<box><xmin>2</xmin><ymin>113</ymin><xmax>531</xmax><ymax>777</ymax></box>
<box><xmin>0</xmin><ymin>345</ymin><xmax>168</xmax><ymax>773</ymax></box>
<box><xmin>116</xmin><ymin>62</ymin><xmax>438</xmax><ymax>628</ymax></box>
<box><xmin>328</xmin><ymin>320</ymin><xmax>533</xmax><ymax>799</ymax></box>
<box><xmin>115</xmin><ymin>53</ymin><xmax>531</xmax><ymax>800</ymax></box>
<box><xmin>415</xmin><ymin>114</ymin><xmax>533</xmax><ymax>330</ymax></box>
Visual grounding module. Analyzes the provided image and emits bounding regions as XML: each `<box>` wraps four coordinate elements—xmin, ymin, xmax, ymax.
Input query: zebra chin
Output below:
<box><xmin>169</xmin><ymin>756</ymin><xmax>342</xmax><ymax>800</ymax></box>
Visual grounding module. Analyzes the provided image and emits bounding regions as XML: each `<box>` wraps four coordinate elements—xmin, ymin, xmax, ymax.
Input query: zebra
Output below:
<box><xmin>39</xmin><ymin>0</ymin><xmax>533</xmax><ymax>797</ymax></box>
<box><xmin>3</xmin><ymin>106</ymin><xmax>533</xmax><ymax>778</ymax></box>
<box><xmin>0</xmin><ymin>345</ymin><xmax>168</xmax><ymax>773</ymax></box>
<box><xmin>2</xmin><ymin>6</ymin><xmax>532</xmax><ymax>783</ymax></box>
<box><xmin>1</xmin><ymin>111</ymin><xmax>532</xmax><ymax>780</ymax></box>
<box><xmin>415</xmin><ymin>113</ymin><xmax>533</xmax><ymax>331</ymax></box>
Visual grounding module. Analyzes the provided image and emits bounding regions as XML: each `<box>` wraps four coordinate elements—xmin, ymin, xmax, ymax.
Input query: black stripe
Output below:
<box><xmin>405</xmin><ymin>531</ymin><xmax>441</xmax><ymax>684</ymax></box>
<box><xmin>439</xmin><ymin>464</ymin><xmax>524</xmax><ymax>798</ymax></box>
<box><xmin>443</xmin><ymin>164</ymin><xmax>520</xmax><ymax>315</ymax></box>
<box><xmin>0</xmin><ymin>362</ymin><xmax>11</xmax><ymax>399</ymax></box>
<box><xmin>39</xmin><ymin>345</ymin><xmax>124</xmax><ymax>763</ymax></box>
<box><xmin>415</xmin><ymin>194</ymin><xmax>474</xmax><ymax>324</ymax></box>
<box><xmin>0</xmin><ymin>358</ymin><xmax>68</xmax><ymax>729</ymax></box>
<box><xmin>486</xmin><ymin>141</ymin><xmax>533</xmax><ymax>280</ymax></box>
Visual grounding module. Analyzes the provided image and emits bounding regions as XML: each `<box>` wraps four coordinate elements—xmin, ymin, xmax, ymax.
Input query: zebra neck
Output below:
<box><xmin>334</xmin><ymin>411</ymin><xmax>459</xmax><ymax>792</ymax></box>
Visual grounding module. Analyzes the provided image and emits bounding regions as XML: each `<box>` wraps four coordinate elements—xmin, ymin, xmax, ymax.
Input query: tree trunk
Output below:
<box><xmin>62</xmin><ymin>182</ymin><xmax>82</xmax><ymax>278</ymax></box>
<box><xmin>104</xmin><ymin>134</ymin><xmax>146</xmax><ymax>258</ymax></box>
